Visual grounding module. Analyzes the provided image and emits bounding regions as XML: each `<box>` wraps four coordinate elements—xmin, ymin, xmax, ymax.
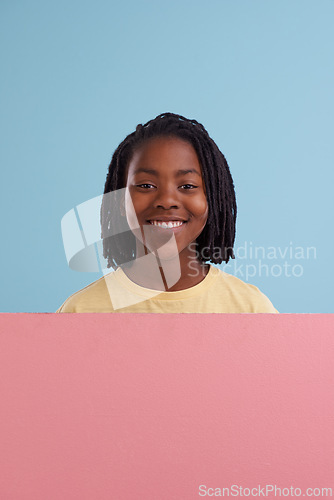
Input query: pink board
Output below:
<box><xmin>1</xmin><ymin>314</ymin><xmax>334</xmax><ymax>499</ymax></box>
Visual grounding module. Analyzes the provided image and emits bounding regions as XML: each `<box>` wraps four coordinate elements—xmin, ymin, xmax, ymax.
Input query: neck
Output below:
<box><xmin>122</xmin><ymin>251</ymin><xmax>210</xmax><ymax>292</ymax></box>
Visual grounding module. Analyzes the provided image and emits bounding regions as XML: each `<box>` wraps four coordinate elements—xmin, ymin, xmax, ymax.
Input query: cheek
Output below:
<box><xmin>124</xmin><ymin>189</ymin><xmax>139</xmax><ymax>230</ymax></box>
<box><xmin>193</xmin><ymin>196</ymin><xmax>209</xmax><ymax>221</ymax></box>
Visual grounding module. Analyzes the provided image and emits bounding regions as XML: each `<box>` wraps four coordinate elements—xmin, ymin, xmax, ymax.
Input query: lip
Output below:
<box><xmin>145</xmin><ymin>219</ymin><xmax>188</xmax><ymax>231</ymax></box>
<box><xmin>146</xmin><ymin>216</ymin><xmax>188</xmax><ymax>222</ymax></box>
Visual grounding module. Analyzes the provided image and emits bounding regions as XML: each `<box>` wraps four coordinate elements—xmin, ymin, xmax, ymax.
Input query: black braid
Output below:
<box><xmin>100</xmin><ymin>112</ymin><xmax>237</xmax><ymax>269</ymax></box>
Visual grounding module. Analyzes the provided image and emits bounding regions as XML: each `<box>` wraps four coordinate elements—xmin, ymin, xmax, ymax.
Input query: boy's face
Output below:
<box><xmin>124</xmin><ymin>136</ymin><xmax>208</xmax><ymax>262</ymax></box>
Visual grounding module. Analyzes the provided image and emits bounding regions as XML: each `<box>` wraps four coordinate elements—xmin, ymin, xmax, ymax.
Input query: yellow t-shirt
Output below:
<box><xmin>56</xmin><ymin>265</ymin><xmax>278</xmax><ymax>313</ymax></box>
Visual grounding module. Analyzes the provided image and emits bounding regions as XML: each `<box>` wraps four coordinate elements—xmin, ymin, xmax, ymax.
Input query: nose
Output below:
<box><xmin>154</xmin><ymin>186</ymin><xmax>179</xmax><ymax>210</ymax></box>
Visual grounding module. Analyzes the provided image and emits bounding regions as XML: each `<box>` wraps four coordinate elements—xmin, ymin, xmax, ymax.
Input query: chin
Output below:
<box><xmin>137</xmin><ymin>226</ymin><xmax>179</xmax><ymax>259</ymax></box>
<box><xmin>156</xmin><ymin>248</ymin><xmax>180</xmax><ymax>262</ymax></box>
<box><xmin>147</xmin><ymin>237</ymin><xmax>179</xmax><ymax>261</ymax></box>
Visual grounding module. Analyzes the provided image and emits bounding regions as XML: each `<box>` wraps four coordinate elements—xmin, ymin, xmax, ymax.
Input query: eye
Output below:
<box><xmin>136</xmin><ymin>183</ymin><xmax>156</xmax><ymax>189</ymax></box>
<box><xmin>180</xmin><ymin>184</ymin><xmax>198</xmax><ymax>190</ymax></box>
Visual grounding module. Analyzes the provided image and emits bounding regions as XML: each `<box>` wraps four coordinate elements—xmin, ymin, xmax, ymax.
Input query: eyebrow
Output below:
<box><xmin>134</xmin><ymin>167</ymin><xmax>201</xmax><ymax>177</ymax></box>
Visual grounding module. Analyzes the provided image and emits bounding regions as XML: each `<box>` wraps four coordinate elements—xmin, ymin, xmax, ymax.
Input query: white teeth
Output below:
<box><xmin>149</xmin><ymin>220</ymin><xmax>184</xmax><ymax>228</ymax></box>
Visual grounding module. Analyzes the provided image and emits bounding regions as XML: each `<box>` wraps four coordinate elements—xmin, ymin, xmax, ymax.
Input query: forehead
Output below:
<box><xmin>127</xmin><ymin>136</ymin><xmax>202</xmax><ymax>175</ymax></box>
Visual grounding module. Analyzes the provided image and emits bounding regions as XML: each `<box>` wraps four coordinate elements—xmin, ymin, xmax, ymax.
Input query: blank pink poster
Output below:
<box><xmin>0</xmin><ymin>313</ymin><xmax>333</xmax><ymax>499</ymax></box>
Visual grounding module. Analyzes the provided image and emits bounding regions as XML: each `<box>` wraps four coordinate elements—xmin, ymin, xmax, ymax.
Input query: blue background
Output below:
<box><xmin>1</xmin><ymin>0</ymin><xmax>333</xmax><ymax>312</ymax></box>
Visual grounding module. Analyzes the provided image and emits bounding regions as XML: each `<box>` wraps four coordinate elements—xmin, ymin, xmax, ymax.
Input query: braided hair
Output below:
<box><xmin>100</xmin><ymin>112</ymin><xmax>237</xmax><ymax>269</ymax></box>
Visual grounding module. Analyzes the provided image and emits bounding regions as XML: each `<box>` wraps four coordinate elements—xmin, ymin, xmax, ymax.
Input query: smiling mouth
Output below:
<box><xmin>148</xmin><ymin>220</ymin><xmax>186</xmax><ymax>229</ymax></box>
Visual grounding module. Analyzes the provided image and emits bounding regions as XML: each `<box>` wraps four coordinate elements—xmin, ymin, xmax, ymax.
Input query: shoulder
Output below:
<box><xmin>212</xmin><ymin>267</ymin><xmax>278</xmax><ymax>313</ymax></box>
<box><xmin>56</xmin><ymin>272</ymin><xmax>116</xmax><ymax>313</ymax></box>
